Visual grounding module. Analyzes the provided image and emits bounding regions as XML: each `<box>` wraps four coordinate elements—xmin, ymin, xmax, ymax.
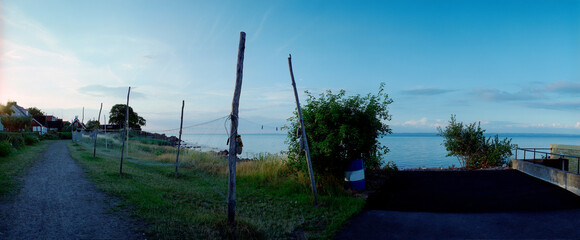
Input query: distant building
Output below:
<box><xmin>70</xmin><ymin>116</ymin><xmax>86</xmax><ymax>130</ymax></box>
<box><xmin>34</xmin><ymin>115</ymin><xmax>64</xmax><ymax>132</ymax></box>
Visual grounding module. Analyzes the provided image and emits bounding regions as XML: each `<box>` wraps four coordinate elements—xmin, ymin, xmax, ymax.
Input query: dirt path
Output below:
<box><xmin>0</xmin><ymin>141</ymin><xmax>144</xmax><ymax>240</ymax></box>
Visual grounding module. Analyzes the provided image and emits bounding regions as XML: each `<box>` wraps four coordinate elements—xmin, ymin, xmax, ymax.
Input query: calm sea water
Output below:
<box><xmin>180</xmin><ymin>133</ymin><xmax>580</xmax><ymax>169</ymax></box>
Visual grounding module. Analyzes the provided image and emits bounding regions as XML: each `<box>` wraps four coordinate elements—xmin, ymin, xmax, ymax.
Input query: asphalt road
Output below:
<box><xmin>0</xmin><ymin>141</ymin><xmax>144</xmax><ymax>240</ymax></box>
<box><xmin>336</xmin><ymin>169</ymin><xmax>580</xmax><ymax>239</ymax></box>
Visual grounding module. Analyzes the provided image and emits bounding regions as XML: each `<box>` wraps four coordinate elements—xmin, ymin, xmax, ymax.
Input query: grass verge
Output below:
<box><xmin>69</xmin><ymin>136</ymin><xmax>365</xmax><ymax>239</ymax></box>
<box><xmin>0</xmin><ymin>140</ymin><xmax>53</xmax><ymax>198</ymax></box>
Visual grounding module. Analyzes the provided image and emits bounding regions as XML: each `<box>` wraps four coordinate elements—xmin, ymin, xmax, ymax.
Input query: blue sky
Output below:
<box><xmin>1</xmin><ymin>0</ymin><xmax>579</xmax><ymax>134</ymax></box>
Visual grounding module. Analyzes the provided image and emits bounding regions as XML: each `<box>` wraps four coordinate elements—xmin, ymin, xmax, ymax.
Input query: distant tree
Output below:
<box><xmin>437</xmin><ymin>115</ymin><xmax>515</xmax><ymax>169</ymax></box>
<box><xmin>286</xmin><ymin>83</ymin><xmax>393</xmax><ymax>181</ymax></box>
<box><xmin>85</xmin><ymin>120</ymin><xmax>100</xmax><ymax>131</ymax></box>
<box><xmin>27</xmin><ymin>107</ymin><xmax>45</xmax><ymax>117</ymax></box>
<box><xmin>0</xmin><ymin>101</ymin><xmax>16</xmax><ymax>116</ymax></box>
<box><xmin>61</xmin><ymin>121</ymin><xmax>72</xmax><ymax>132</ymax></box>
<box><xmin>108</xmin><ymin>104</ymin><xmax>146</xmax><ymax>130</ymax></box>
<box><xmin>0</xmin><ymin>116</ymin><xmax>32</xmax><ymax>132</ymax></box>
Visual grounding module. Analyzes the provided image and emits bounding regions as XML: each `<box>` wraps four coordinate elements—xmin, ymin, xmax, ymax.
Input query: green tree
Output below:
<box><xmin>437</xmin><ymin>115</ymin><xmax>514</xmax><ymax>169</ymax></box>
<box><xmin>0</xmin><ymin>101</ymin><xmax>16</xmax><ymax>116</ymax></box>
<box><xmin>287</xmin><ymin>83</ymin><xmax>393</xmax><ymax>181</ymax></box>
<box><xmin>108</xmin><ymin>104</ymin><xmax>146</xmax><ymax>130</ymax></box>
<box><xmin>85</xmin><ymin>120</ymin><xmax>100</xmax><ymax>131</ymax></box>
<box><xmin>27</xmin><ymin>107</ymin><xmax>45</xmax><ymax>117</ymax></box>
<box><xmin>0</xmin><ymin>116</ymin><xmax>32</xmax><ymax>132</ymax></box>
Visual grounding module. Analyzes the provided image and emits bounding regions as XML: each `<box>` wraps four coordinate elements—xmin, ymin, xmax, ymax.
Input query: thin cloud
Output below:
<box><xmin>527</xmin><ymin>101</ymin><xmax>580</xmax><ymax>111</ymax></box>
<box><xmin>401</xmin><ymin>86</ymin><xmax>454</xmax><ymax>96</ymax></box>
<box><xmin>77</xmin><ymin>85</ymin><xmax>145</xmax><ymax>99</ymax></box>
<box><xmin>472</xmin><ymin>88</ymin><xmax>537</xmax><ymax>101</ymax></box>
<box><xmin>543</xmin><ymin>81</ymin><xmax>580</xmax><ymax>96</ymax></box>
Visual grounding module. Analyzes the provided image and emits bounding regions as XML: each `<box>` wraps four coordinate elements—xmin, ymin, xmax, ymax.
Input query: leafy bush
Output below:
<box><xmin>437</xmin><ymin>115</ymin><xmax>515</xmax><ymax>169</ymax></box>
<box><xmin>0</xmin><ymin>140</ymin><xmax>12</xmax><ymax>157</ymax></box>
<box><xmin>24</xmin><ymin>134</ymin><xmax>39</xmax><ymax>145</ymax></box>
<box><xmin>41</xmin><ymin>132</ymin><xmax>59</xmax><ymax>140</ymax></box>
<box><xmin>0</xmin><ymin>133</ymin><xmax>25</xmax><ymax>150</ymax></box>
<box><xmin>286</xmin><ymin>83</ymin><xmax>393</xmax><ymax>181</ymax></box>
<box><xmin>58</xmin><ymin>132</ymin><xmax>72</xmax><ymax>139</ymax></box>
<box><xmin>8</xmin><ymin>136</ymin><xmax>24</xmax><ymax>150</ymax></box>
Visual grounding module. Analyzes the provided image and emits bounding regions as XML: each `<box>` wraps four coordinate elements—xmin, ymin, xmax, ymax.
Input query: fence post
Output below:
<box><xmin>175</xmin><ymin>100</ymin><xmax>185</xmax><ymax>175</ymax></box>
<box><xmin>120</xmin><ymin>87</ymin><xmax>131</xmax><ymax>175</ymax></box>
<box><xmin>288</xmin><ymin>54</ymin><xmax>319</xmax><ymax>205</ymax></box>
<box><xmin>93</xmin><ymin>103</ymin><xmax>102</xmax><ymax>158</ymax></box>
<box><xmin>227</xmin><ymin>31</ymin><xmax>245</xmax><ymax>226</ymax></box>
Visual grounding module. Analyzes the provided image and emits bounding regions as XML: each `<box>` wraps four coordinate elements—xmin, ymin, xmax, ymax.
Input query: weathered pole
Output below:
<box><xmin>175</xmin><ymin>100</ymin><xmax>185</xmax><ymax>175</ymax></box>
<box><xmin>120</xmin><ymin>87</ymin><xmax>131</xmax><ymax>175</ymax></box>
<box><xmin>288</xmin><ymin>54</ymin><xmax>319</xmax><ymax>205</ymax></box>
<box><xmin>93</xmin><ymin>103</ymin><xmax>103</xmax><ymax>158</ymax></box>
<box><xmin>104</xmin><ymin>115</ymin><xmax>107</xmax><ymax>150</ymax></box>
<box><xmin>227</xmin><ymin>31</ymin><xmax>246</xmax><ymax>226</ymax></box>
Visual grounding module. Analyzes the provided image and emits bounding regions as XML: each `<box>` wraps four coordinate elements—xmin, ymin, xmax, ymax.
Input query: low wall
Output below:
<box><xmin>550</xmin><ymin>144</ymin><xmax>580</xmax><ymax>174</ymax></box>
<box><xmin>513</xmin><ymin>158</ymin><xmax>580</xmax><ymax>196</ymax></box>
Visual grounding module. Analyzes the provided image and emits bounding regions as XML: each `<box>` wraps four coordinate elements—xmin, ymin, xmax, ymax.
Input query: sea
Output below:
<box><xmin>180</xmin><ymin>133</ymin><xmax>580</xmax><ymax>169</ymax></box>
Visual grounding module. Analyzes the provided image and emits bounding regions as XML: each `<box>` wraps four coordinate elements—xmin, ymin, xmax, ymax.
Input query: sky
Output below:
<box><xmin>1</xmin><ymin>0</ymin><xmax>579</xmax><ymax>134</ymax></box>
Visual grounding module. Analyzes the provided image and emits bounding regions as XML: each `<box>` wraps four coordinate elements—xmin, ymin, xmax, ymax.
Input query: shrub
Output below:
<box><xmin>286</xmin><ymin>83</ymin><xmax>393</xmax><ymax>181</ymax></box>
<box><xmin>0</xmin><ymin>140</ymin><xmax>12</xmax><ymax>157</ymax></box>
<box><xmin>41</xmin><ymin>132</ymin><xmax>59</xmax><ymax>140</ymax></box>
<box><xmin>437</xmin><ymin>115</ymin><xmax>515</xmax><ymax>168</ymax></box>
<box><xmin>8</xmin><ymin>135</ymin><xmax>25</xmax><ymax>150</ymax></box>
<box><xmin>58</xmin><ymin>132</ymin><xmax>72</xmax><ymax>139</ymax></box>
<box><xmin>24</xmin><ymin>134</ymin><xmax>39</xmax><ymax>145</ymax></box>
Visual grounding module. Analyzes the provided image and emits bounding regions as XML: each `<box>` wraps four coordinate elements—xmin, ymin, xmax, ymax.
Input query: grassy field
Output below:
<box><xmin>0</xmin><ymin>140</ymin><xmax>53</xmax><ymax>198</ymax></box>
<box><xmin>70</xmin><ymin>134</ymin><xmax>365</xmax><ymax>239</ymax></box>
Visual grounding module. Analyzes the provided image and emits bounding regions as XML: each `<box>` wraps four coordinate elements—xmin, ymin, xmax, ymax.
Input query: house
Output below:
<box><xmin>70</xmin><ymin>116</ymin><xmax>86</xmax><ymax>130</ymax></box>
<box><xmin>0</xmin><ymin>103</ymin><xmax>34</xmax><ymax>132</ymax></box>
<box><xmin>31</xmin><ymin>118</ymin><xmax>47</xmax><ymax>135</ymax></box>
<box><xmin>11</xmin><ymin>104</ymin><xmax>30</xmax><ymax>117</ymax></box>
<box><xmin>34</xmin><ymin>115</ymin><xmax>64</xmax><ymax>132</ymax></box>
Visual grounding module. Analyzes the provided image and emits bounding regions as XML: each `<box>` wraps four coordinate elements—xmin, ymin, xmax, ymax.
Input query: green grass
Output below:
<box><xmin>0</xmin><ymin>140</ymin><xmax>53</xmax><ymax>198</ymax></box>
<box><xmin>70</xmin><ymin>135</ymin><xmax>365</xmax><ymax>239</ymax></box>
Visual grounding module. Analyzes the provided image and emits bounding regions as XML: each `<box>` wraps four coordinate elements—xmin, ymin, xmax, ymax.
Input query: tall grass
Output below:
<box><xmin>71</xmin><ymin>134</ymin><xmax>365</xmax><ymax>239</ymax></box>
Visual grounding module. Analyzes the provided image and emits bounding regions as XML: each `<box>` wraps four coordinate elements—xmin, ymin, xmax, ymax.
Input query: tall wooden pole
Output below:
<box><xmin>120</xmin><ymin>87</ymin><xmax>131</xmax><ymax>175</ymax></box>
<box><xmin>175</xmin><ymin>100</ymin><xmax>185</xmax><ymax>175</ymax></box>
<box><xmin>288</xmin><ymin>54</ymin><xmax>319</xmax><ymax>205</ymax></box>
<box><xmin>227</xmin><ymin>31</ymin><xmax>245</xmax><ymax>226</ymax></box>
<box><xmin>104</xmin><ymin>115</ymin><xmax>107</xmax><ymax>150</ymax></box>
<box><xmin>93</xmin><ymin>103</ymin><xmax>103</xmax><ymax>158</ymax></box>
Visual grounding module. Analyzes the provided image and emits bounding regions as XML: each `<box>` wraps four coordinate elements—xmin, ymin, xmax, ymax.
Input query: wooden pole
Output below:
<box><xmin>288</xmin><ymin>54</ymin><xmax>319</xmax><ymax>205</ymax></box>
<box><xmin>104</xmin><ymin>115</ymin><xmax>107</xmax><ymax>149</ymax></box>
<box><xmin>175</xmin><ymin>100</ymin><xmax>185</xmax><ymax>175</ymax></box>
<box><xmin>227</xmin><ymin>31</ymin><xmax>245</xmax><ymax>226</ymax></box>
<box><xmin>120</xmin><ymin>87</ymin><xmax>131</xmax><ymax>175</ymax></box>
<box><xmin>93</xmin><ymin>103</ymin><xmax>103</xmax><ymax>158</ymax></box>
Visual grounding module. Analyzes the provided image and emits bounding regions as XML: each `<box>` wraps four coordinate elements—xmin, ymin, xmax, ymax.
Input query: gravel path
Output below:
<box><xmin>0</xmin><ymin>141</ymin><xmax>144</xmax><ymax>240</ymax></box>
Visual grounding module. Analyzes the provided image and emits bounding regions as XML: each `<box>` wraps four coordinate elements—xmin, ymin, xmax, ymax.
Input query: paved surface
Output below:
<box><xmin>0</xmin><ymin>141</ymin><xmax>144</xmax><ymax>240</ymax></box>
<box><xmin>336</xmin><ymin>170</ymin><xmax>580</xmax><ymax>239</ymax></box>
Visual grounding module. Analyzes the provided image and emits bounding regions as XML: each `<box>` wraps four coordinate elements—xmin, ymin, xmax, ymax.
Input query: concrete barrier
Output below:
<box><xmin>513</xmin><ymin>158</ymin><xmax>580</xmax><ymax>196</ymax></box>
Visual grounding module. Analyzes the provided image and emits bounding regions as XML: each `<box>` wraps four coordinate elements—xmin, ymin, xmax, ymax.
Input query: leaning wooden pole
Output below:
<box><xmin>93</xmin><ymin>103</ymin><xmax>103</xmax><ymax>158</ymax></box>
<box><xmin>120</xmin><ymin>87</ymin><xmax>131</xmax><ymax>175</ymax></box>
<box><xmin>175</xmin><ymin>100</ymin><xmax>185</xmax><ymax>175</ymax></box>
<box><xmin>227</xmin><ymin>31</ymin><xmax>246</xmax><ymax>226</ymax></box>
<box><xmin>288</xmin><ymin>54</ymin><xmax>319</xmax><ymax>205</ymax></box>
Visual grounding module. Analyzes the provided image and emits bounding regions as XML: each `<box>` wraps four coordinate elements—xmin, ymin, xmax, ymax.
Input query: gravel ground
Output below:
<box><xmin>0</xmin><ymin>141</ymin><xmax>145</xmax><ymax>240</ymax></box>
